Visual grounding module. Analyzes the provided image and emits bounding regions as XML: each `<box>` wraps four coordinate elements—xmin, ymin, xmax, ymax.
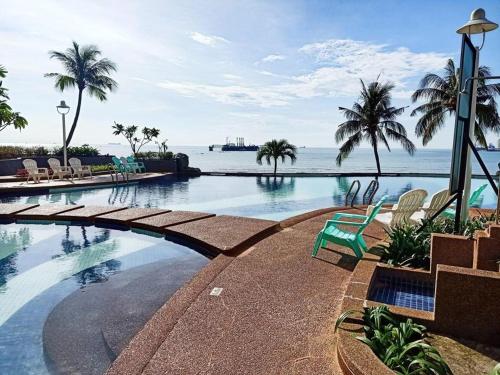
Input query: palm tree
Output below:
<box><xmin>45</xmin><ymin>41</ymin><xmax>118</xmax><ymax>146</ymax></box>
<box><xmin>411</xmin><ymin>59</ymin><xmax>500</xmax><ymax>146</ymax></box>
<box><xmin>256</xmin><ymin>139</ymin><xmax>297</xmax><ymax>176</ymax></box>
<box><xmin>335</xmin><ymin>80</ymin><xmax>416</xmax><ymax>175</ymax></box>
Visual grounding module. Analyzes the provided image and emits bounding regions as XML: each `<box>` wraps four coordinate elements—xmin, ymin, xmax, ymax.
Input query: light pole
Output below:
<box><xmin>56</xmin><ymin>100</ymin><xmax>70</xmax><ymax>168</ymax></box>
<box><xmin>456</xmin><ymin>9</ymin><xmax>498</xmax><ymax>221</ymax></box>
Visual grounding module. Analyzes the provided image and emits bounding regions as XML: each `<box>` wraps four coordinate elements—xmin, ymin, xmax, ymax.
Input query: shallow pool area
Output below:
<box><xmin>0</xmin><ymin>222</ymin><xmax>209</xmax><ymax>375</ymax></box>
<box><xmin>0</xmin><ymin>175</ymin><xmax>496</xmax><ymax>221</ymax></box>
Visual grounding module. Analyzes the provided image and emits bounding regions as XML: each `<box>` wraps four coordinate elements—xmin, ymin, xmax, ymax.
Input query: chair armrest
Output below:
<box><xmin>326</xmin><ymin>219</ymin><xmax>364</xmax><ymax>227</ymax></box>
<box><xmin>333</xmin><ymin>212</ymin><xmax>368</xmax><ymax>220</ymax></box>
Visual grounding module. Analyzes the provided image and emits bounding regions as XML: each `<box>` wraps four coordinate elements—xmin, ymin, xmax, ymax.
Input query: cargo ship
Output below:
<box><xmin>209</xmin><ymin>137</ymin><xmax>259</xmax><ymax>151</ymax></box>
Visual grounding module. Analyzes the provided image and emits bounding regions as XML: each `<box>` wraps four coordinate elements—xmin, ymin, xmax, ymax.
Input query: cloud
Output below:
<box><xmin>258</xmin><ymin>54</ymin><xmax>286</xmax><ymax>63</ymax></box>
<box><xmin>156</xmin><ymin>38</ymin><xmax>449</xmax><ymax>107</ymax></box>
<box><xmin>223</xmin><ymin>74</ymin><xmax>242</xmax><ymax>81</ymax></box>
<box><xmin>190</xmin><ymin>32</ymin><xmax>229</xmax><ymax>46</ymax></box>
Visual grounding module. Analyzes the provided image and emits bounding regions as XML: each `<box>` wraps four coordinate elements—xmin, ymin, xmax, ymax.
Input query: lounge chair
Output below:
<box><xmin>127</xmin><ymin>156</ymin><xmax>146</xmax><ymax>173</ymax></box>
<box><xmin>312</xmin><ymin>195</ymin><xmax>388</xmax><ymax>258</ymax></box>
<box><xmin>373</xmin><ymin>189</ymin><xmax>428</xmax><ymax>228</ymax></box>
<box><xmin>410</xmin><ymin>188</ymin><xmax>450</xmax><ymax>224</ymax></box>
<box><xmin>22</xmin><ymin>159</ymin><xmax>49</xmax><ymax>183</ymax></box>
<box><xmin>441</xmin><ymin>184</ymin><xmax>488</xmax><ymax>219</ymax></box>
<box><xmin>69</xmin><ymin>158</ymin><xmax>92</xmax><ymax>179</ymax></box>
<box><xmin>120</xmin><ymin>157</ymin><xmax>139</xmax><ymax>174</ymax></box>
<box><xmin>47</xmin><ymin>158</ymin><xmax>73</xmax><ymax>181</ymax></box>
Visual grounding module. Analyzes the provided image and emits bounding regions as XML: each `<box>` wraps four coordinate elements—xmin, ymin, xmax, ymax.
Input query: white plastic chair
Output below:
<box><xmin>372</xmin><ymin>189</ymin><xmax>428</xmax><ymax>228</ymax></box>
<box><xmin>69</xmin><ymin>158</ymin><xmax>92</xmax><ymax>179</ymax></box>
<box><xmin>48</xmin><ymin>158</ymin><xmax>73</xmax><ymax>181</ymax></box>
<box><xmin>22</xmin><ymin>159</ymin><xmax>49</xmax><ymax>184</ymax></box>
<box><xmin>410</xmin><ymin>189</ymin><xmax>450</xmax><ymax>224</ymax></box>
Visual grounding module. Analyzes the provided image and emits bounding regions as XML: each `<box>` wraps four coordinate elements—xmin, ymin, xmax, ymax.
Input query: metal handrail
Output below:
<box><xmin>363</xmin><ymin>179</ymin><xmax>379</xmax><ymax>205</ymax></box>
<box><xmin>345</xmin><ymin>180</ymin><xmax>361</xmax><ymax>207</ymax></box>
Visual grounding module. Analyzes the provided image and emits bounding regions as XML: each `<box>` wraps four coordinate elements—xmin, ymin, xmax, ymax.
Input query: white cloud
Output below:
<box><xmin>259</xmin><ymin>54</ymin><xmax>286</xmax><ymax>63</ymax></box>
<box><xmin>223</xmin><ymin>74</ymin><xmax>242</xmax><ymax>81</ymax></box>
<box><xmin>155</xmin><ymin>38</ymin><xmax>449</xmax><ymax>107</ymax></box>
<box><xmin>190</xmin><ymin>32</ymin><xmax>229</xmax><ymax>46</ymax></box>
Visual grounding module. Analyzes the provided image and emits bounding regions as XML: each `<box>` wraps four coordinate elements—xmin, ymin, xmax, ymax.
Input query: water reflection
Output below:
<box><xmin>0</xmin><ymin>228</ymin><xmax>32</xmax><ymax>284</ymax></box>
<box><xmin>255</xmin><ymin>176</ymin><xmax>296</xmax><ymax>195</ymax></box>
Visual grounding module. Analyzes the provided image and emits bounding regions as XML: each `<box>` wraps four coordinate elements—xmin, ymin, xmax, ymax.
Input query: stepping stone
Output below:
<box><xmin>55</xmin><ymin>206</ymin><xmax>128</xmax><ymax>221</ymax></box>
<box><xmin>164</xmin><ymin>215</ymin><xmax>279</xmax><ymax>252</ymax></box>
<box><xmin>95</xmin><ymin>208</ymin><xmax>169</xmax><ymax>225</ymax></box>
<box><xmin>132</xmin><ymin>211</ymin><xmax>215</xmax><ymax>231</ymax></box>
<box><xmin>0</xmin><ymin>203</ymin><xmax>40</xmax><ymax>218</ymax></box>
<box><xmin>15</xmin><ymin>205</ymin><xmax>84</xmax><ymax>220</ymax></box>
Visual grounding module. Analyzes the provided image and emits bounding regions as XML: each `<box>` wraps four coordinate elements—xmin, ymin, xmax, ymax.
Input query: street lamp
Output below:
<box><xmin>457</xmin><ymin>8</ymin><xmax>498</xmax><ymax>49</ymax></box>
<box><xmin>56</xmin><ymin>100</ymin><xmax>70</xmax><ymax>168</ymax></box>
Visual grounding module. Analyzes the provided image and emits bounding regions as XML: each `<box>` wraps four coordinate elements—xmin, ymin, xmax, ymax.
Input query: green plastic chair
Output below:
<box><xmin>312</xmin><ymin>195</ymin><xmax>388</xmax><ymax>258</ymax></box>
<box><xmin>127</xmin><ymin>156</ymin><xmax>146</xmax><ymax>173</ymax></box>
<box><xmin>112</xmin><ymin>156</ymin><xmax>132</xmax><ymax>173</ymax></box>
<box><xmin>441</xmin><ymin>184</ymin><xmax>488</xmax><ymax>219</ymax></box>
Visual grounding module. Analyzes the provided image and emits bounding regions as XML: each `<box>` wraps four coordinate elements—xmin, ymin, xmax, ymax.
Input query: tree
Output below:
<box><xmin>0</xmin><ymin>65</ymin><xmax>28</xmax><ymax>133</ymax></box>
<box><xmin>45</xmin><ymin>41</ymin><xmax>118</xmax><ymax>146</ymax></box>
<box><xmin>112</xmin><ymin>122</ymin><xmax>160</xmax><ymax>156</ymax></box>
<box><xmin>411</xmin><ymin>59</ymin><xmax>500</xmax><ymax>147</ymax></box>
<box><xmin>256</xmin><ymin>139</ymin><xmax>297</xmax><ymax>176</ymax></box>
<box><xmin>335</xmin><ymin>79</ymin><xmax>415</xmax><ymax>175</ymax></box>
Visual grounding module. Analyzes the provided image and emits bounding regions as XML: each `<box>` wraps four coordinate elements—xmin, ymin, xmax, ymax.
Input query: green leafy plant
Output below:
<box><xmin>0</xmin><ymin>65</ymin><xmax>28</xmax><ymax>133</ymax></box>
<box><xmin>0</xmin><ymin>145</ymin><xmax>50</xmax><ymax>159</ymax></box>
<box><xmin>336</xmin><ymin>305</ymin><xmax>452</xmax><ymax>375</ymax></box>
<box><xmin>90</xmin><ymin>164</ymin><xmax>112</xmax><ymax>172</ymax></box>
<box><xmin>375</xmin><ymin>214</ymin><xmax>497</xmax><ymax>269</ymax></box>
<box><xmin>112</xmin><ymin>122</ymin><xmax>160</xmax><ymax>157</ymax></box>
<box><xmin>53</xmin><ymin>144</ymin><xmax>100</xmax><ymax>157</ymax></box>
<box><xmin>135</xmin><ymin>150</ymin><xmax>174</xmax><ymax>160</ymax></box>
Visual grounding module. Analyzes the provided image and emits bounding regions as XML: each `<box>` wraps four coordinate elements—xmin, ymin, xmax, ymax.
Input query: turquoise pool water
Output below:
<box><xmin>0</xmin><ymin>175</ymin><xmax>497</xmax><ymax>221</ymax></box>
<box><xmin>0</xmin><ymin>223</ymin><xmax>209</xmax><ymax>374</ymax></box>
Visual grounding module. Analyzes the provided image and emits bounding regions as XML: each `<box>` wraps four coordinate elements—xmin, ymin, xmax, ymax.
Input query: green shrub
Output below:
<box><xmin>90</xmin><ymin>164</ymin><xmax>112</xmax><ymax>172</ymax></box>
<box><xmin>375</xmin><ymin>214</ymin><xmax>497</xmax><ymax>269</ymax></box>
<box><xmin>336</xmin><ymin>305</ymin><xmax>452</xmax><ymax>375</ymax></box>
<box><xmin>53</xmin><ymin>144</ymin><xmax>100</xmax><ymax>157</ymax></box>
<box><xmin>0</xmin><ymin>145</ymin><xmax>50</xmax><ymax>159</ymax></box>
<box><xmin>135</xmin><ymin>151</ymin><xmax>174</xmax><ymax>160</ymax></box>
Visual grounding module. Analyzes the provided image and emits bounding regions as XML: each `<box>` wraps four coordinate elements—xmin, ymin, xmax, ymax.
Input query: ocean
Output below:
<box><xmin>98</xmin><ymin>144</ymin><xmax>500</xmax><ymax>175</ymax></box>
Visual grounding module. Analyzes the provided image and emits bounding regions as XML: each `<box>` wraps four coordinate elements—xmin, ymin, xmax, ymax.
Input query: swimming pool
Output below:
<box><xmin>0</xmin><ymin>222</ymin><xmax>209</xmax><ymax>375</ymax></box>
<box><xmin>0</xmin><ymin>175</ymin><xmax>497</xmax><ymax>221</ymax></box>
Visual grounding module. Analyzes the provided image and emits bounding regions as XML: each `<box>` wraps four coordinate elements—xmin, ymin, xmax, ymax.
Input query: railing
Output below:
<box><xmin>363</xmin><ymin>179</ymin><xmax>379</xmax><ymax>205</ymax></box>
<box><xmin>108</xmin><ymin>164</ymin><xmax>128</xmax><ymax>184</ymax></box>
<box><xmin>345</xmin><ymin>180</ymin><xmax>361</xmax><ymax>207</ymax></box>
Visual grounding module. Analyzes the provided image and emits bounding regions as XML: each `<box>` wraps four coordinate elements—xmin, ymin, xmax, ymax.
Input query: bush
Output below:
<box><xmin>0</xmin><ymin>145</ymin><xmax>50</xmax><ymax>159</ymax></box>
<box><xmin>53</xmin><ymin>144</ymin><xmax>100</xmax><ymax>157</ymax></box>
<box><xmin>375</xmin><ymin>214</ymin><xmax>497</xmax><ymax>269</ymax></box>
<box><xmin>135</xmin><ymin>151</ymin><xmax>174</xmax><ymax>160</ymax></box>
<box><xmin>90</xmin><ymin>164</ymin><xmax>112</xmax><ymax>172</ymax></box>
<box><xmin>336</xmin><ymin>305</ymin><xmax>452</xmax><ymax>375</ymax></box>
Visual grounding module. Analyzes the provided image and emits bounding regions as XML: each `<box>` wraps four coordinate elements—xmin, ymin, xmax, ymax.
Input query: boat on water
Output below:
<box><xmin>477</xmin><ymin>142</ymin><xmax>500</xmax><ymax>152</ymax></box>
<box><xmin>209</xmin><ymin>137</ymin><xmax>259</xmax><ymax>151</ymax></box>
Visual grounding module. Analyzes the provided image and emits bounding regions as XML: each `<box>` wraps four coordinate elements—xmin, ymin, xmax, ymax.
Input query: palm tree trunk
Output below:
<box><xmin>373</xmin><ymin>143</ymin><xmax>381</xmax><ymax>176</ymax></box>
<box><xmin>273</xmin><ymin>158</ymin><xmax>277</xmax><ymax>176</ymax></box>
<box><xmin>65</xmin><ymin>88</ymin><xmax>83</xmax><ymax>147</ymax></box>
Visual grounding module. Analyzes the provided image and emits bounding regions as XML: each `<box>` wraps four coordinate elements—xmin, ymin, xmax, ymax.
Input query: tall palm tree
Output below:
<box><xmin>411</xmin><ymin>58</ymin><xmax>500</xmax><ymax>146</ymax></box>
<box><xmin>335</xmin><ymin>80</ymin><xmax>415</xmax><ymax>175</ymax></box>
<box><xmin>256</xmin><ymin>139</ymin><xmax>297</xmax><ymax>176</ymax></box>
<box><xmin>45</xmin><ymin>41</ymin><xmax>118</xmax><ymax>146</ymax></box>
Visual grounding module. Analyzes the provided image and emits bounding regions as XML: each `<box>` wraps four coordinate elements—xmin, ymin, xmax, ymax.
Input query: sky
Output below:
<box><xmin>1</xmin><ymin>0</ymin><xmax>500</xmax><ymax>149</ymax></box>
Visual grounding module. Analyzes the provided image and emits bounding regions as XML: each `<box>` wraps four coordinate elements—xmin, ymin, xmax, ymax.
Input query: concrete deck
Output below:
<box><xmin>0</xmin><ymin>172</ymin><xmax>169</xmax><ymax>195</ymax></box>
<box><xmin>107</xmin><ymin>207</ymin><xmax>386</xmax><ymax>375</ymax></box>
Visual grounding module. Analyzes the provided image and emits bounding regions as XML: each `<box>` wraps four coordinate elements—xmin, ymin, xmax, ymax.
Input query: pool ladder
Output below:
<box><xmin>345</xmin><ymin>179</ymin><xmax>379</xmax><ymax>207</ymax></box>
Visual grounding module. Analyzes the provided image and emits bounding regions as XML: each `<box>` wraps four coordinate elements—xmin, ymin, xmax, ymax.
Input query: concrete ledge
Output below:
<box><xmin>95</xmin><ymin>208</ymin><xmax>169</xmax><ymax>225</ymax></box>
<box><xmin>54</xmin><ymin>206</ymin><xmax>128</xmax><ymax>221</ymax></box>
<box><xmin>131</xmin><ymin>211</ymin><xmax>215</xmax><ymax>230</ymax></box>
<box><xmin>0</xmin><ymin>203</ymin><xmax>39</xmax><ymax>217</ymax></box>
<box><xmin>14</xmin><ymin>204</ymin><xmax>84</xmax><ymax>220</ymax></box>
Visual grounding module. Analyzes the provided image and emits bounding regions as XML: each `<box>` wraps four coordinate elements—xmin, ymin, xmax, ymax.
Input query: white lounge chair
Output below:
<box><xmin>48</xmin><ymin>158</ymin><xmax>73</xmax><ymax>181</ymax></box>
<box><xmin>22</xmin><ymin>159</ymin><xmax>49</xmax><ymax>184</ymax></box>
<box><xmin>371</xmin><ymin>189</ymin><xmax>428</xmax><ymax>228</ymax></box>
<box><xmin>410</xmin><ymin>189</ymin><xmax>450</xmax><ymax>224</ymax></box>
<box><xmin>69</xmin><ymin>158</ymin><xmax>92</xmax><ymax>179</ymax></box>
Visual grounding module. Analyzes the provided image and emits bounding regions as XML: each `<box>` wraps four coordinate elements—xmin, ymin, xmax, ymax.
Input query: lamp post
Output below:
<box><xmin>56</xmin><ymin>100</ymin><xmax>70</xmax><ymax>168</ymax></box>
<box><xmin>456</xmin><ymin>9</ymin><xmax>498</xmax><ymax>221</ymax></box>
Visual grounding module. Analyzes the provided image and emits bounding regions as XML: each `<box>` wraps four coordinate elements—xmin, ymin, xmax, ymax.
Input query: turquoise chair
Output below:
<box><xmin>112</xmin><ymin>156</ymin><xmax>132</xmax><ymax>173</ymax></box>
<box><xmin>312</xmin><ymin>195</ymin><xmax>388</xmax><ymax>258</ymax></box>
<box><xmin>441</xmin><ymin>184</ymin><xmax>488</xmax><ymax>219</ymax></box>
<box><xmin>127</xmin><ymin>156</ymin><xmax>146</xmax><ymax>173</ymax></box>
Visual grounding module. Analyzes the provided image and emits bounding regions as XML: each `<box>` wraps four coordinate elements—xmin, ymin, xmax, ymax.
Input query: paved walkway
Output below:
<box><xmin>108</xmin><ymin>208</ymin><xmax>386</xmax><ymax>375</ymax></box>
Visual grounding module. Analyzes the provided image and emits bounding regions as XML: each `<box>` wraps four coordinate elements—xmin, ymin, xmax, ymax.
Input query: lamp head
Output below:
<box><xmin>56</xmin><ymin>100</ymin><xmax>70</xmax><ymax>114</ymax></box>
<box><xmin>457</xmin><ymin>8</ymin><xmax>498</xmax><ymax>35</ymax></box>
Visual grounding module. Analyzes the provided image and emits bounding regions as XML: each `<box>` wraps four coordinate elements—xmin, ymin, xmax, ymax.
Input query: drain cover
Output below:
<box><xmin>210</xmin><ymin>287</ymin><xmax>223</xmax><ymax>296</ymax></box>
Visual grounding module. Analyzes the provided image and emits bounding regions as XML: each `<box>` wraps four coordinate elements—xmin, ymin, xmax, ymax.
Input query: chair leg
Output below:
<box><xmin>350</xmin><ymin>242</ymin><xmax>364</xmax><ymax>258</ymax></box>
<box><xmin>312</xmin><ymin>232</ymin><xmax>323</xmax><ymax>257</ymax></box>
<box><xmin>358</xmin><ymin>236</ymin><xmax>368</xmax><ymax>252</ymax></box>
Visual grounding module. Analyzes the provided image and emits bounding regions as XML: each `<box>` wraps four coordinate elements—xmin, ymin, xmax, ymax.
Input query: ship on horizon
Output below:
<box><xmin>209</xmin><ymin>137</ymin><xmax>259</xmax><ymax>151</ymax></box>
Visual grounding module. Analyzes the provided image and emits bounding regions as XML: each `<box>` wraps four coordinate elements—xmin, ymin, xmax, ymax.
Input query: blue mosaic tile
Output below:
<box><xmin>369</xmin><ymin>276</ymin><xmax>435</xmax><ymax>312</ymax></box>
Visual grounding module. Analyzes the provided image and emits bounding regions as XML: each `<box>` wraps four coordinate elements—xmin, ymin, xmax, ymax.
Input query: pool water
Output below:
<box><xmin>0</xmin><ymin>222</ymin><xmax>209</xmax><ymax>375</ymax></box>
<box><xmin>0</xmin><ymin>175</ymin><xmax>497</xmax><ymax>221</ymax></box>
